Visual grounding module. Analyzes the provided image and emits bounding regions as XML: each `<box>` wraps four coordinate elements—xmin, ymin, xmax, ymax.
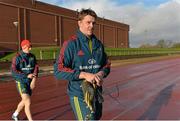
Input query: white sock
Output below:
<box><xmin>13</xmin><ymin>111</ymin><xmax>19</xmax><ymax>117</ymax></box>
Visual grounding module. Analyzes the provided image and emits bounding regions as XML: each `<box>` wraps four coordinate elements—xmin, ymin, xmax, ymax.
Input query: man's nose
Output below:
<box><xmin>90</xmin><ymin>23</ymin><xmax>94</xmax><ymax>28</ymax></box>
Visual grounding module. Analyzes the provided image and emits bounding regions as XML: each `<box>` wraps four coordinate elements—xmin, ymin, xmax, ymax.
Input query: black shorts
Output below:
<box><xmin>16</xmin><ymin>80</ymin><xmax>32</xmax><ymax>96</ymax></box>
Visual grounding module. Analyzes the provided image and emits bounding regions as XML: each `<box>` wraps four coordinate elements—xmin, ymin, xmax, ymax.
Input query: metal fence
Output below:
<box><xmin>105</xmin><ymin>48</ymin><xmax>180</xmax><ymax>56</ymax></box>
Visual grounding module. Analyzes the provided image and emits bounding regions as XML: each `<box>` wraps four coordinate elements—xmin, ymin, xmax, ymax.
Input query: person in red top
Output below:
<box><xmin>11</xmin><ymin>40</ymin><xmax>38</xmax><ymax>121</ymax></box>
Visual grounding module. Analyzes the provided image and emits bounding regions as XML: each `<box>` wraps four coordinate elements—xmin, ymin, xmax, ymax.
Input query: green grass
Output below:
<box><xmin>0</xmin><ymin>46</ymin><xmax>59</xmax><ymax>62</ymax></box>
<box><xmin>0</xmin><ymin>52</ymin><xmax>15</xmax><ymax>62</ymax></box>
<box><xmin>1</xmin><ymin>47</ymin><xmax>180</xmax><ymax>62</ymax></box>
<box><xmin>30</xmin><ymin>46</ymin><xmax>59</xmax><ymax>60</ymax></box>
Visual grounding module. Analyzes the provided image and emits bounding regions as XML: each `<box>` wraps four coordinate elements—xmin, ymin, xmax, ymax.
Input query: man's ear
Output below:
<box><xmin>78</xmin><ymin>20</ymin><xmax>81</xmax><ymax>27</ymax></box>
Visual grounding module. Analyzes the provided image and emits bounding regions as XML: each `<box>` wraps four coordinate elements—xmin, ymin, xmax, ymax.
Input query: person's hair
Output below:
<box><xmin>78</xmin><ymin>8</ymin><xmax>97</xmax><ymax>21</ymax></box>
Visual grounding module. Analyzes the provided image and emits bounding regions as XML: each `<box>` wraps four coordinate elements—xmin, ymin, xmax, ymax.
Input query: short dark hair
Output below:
<box><xmin>78</xmin><ymin>8</ymin><xmax>97</xmax><ymax>21</ymax></box>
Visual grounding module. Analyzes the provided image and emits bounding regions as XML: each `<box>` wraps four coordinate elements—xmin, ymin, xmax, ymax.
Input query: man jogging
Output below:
<box><xmin>11</xmin><ymin>39</ymin><xmax>38</xmax><ymax>121</ymax></box>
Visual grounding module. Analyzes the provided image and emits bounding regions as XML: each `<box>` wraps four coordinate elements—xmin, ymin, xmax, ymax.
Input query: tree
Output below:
<box><xmin>156</xmin><ymin>39</ymin><xmax>166</xmax><ymax>48</ymax></box>
<box><xmin>156</xmin><ymin>39</ymin><xmax>173</xmax><ymax>48</ymax></box>
<box><xmin>139</xmin><ymin>43</ymin><xmax>154</xmax><ymax>48</ymax></box>
<box><xmin>172</xmin><ymin>42</ymin><xmax>180</xmax><ymax>48</ymax></box>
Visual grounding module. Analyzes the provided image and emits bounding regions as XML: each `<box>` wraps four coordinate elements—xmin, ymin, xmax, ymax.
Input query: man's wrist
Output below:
<box><xmin>79</xmin><ymin>72</ymin><xmax>85</xmax><ymax>79</ymax></box>
<box><xmin>98</xmin><ymin>71</ymin><xmax>105</xmax><ymax>78</ymax></box>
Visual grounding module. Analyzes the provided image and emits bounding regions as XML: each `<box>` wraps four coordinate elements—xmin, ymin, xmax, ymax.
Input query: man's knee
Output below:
<box><xmin>21</xmin><ymin>94</ymin><xmax>31</xmax><ymax>105</ymax></box>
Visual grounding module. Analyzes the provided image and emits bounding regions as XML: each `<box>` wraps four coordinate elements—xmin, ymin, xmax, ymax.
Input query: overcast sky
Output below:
<box><xmin>38</xmin><ymin>0</ymin><xmax>180</xmax><ymax>47</ymax></box>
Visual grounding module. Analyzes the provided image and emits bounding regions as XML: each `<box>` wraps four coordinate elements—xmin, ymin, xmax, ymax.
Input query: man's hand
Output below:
<box><xmin>79</xmin><ymin>72</ymin><xmax>96</xmax><ymax>84</ymax></box>
<box><xmin>27</xmin><ymin>74</ymin><xmax>34</xmax><ymax>79</ymax></box>
<box><xmin>30</xmin><ymin>77</ymin><xmax>36</xmax><ymax>90</ymax></box>
<box><xmin>94</xmin><ymin>71</ymin><xmax>104</xmax><ymax>86</ymax></box>
<box><xmin>79</xmin><ymin>71</ymin><xmax>104</xmax><ymax>86</ymax></box>
<box><xmin>96</xmin><ymin>71</ymin><xmax>104</xmax><ymax>79</ymax></box>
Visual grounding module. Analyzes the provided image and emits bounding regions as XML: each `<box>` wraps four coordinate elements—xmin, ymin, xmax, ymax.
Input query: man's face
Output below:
<box><xmin>22</xmin><ymin>45</ymin><xmax>31</xmax><ymax>53</ymax></box>
<box><xmin>78</xmin><ymin>15</ymin><xmax>96</xmax><ymax>37</ymax></box>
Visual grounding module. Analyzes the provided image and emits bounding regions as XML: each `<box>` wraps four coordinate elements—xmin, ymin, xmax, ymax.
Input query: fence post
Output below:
<box><xmin>53</xmin><ymin>51</ymin><xmax>56</xmax><ymax>59</ymax></box>
<box><xmin>40</xmin><ymin>50</ymin><xmax>43</xmax><ymax>60</ymax></box>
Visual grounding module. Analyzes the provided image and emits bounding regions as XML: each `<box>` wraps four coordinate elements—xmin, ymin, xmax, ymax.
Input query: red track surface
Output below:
<box><xmin>1</xmin><ymin>57</ymin><xmax>180</xmax><ymax>120</ymax></box>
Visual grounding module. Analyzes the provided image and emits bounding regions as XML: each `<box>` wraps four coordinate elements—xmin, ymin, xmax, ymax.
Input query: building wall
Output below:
<box><xmin>0</xmin><ymin>0</ymin><xmax>129</xmax><ymax>51</ymax></box>
<box><xmin>0</xmin><ymin>3</ymin><xmax>18</xmax><ymax>51</ymax></box>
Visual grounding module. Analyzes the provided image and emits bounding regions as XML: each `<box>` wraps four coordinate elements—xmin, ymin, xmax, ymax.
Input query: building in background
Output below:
<box><xmin>0</xmin><ymin>0</ymin><xmax>129</xmax><ymax>52</ymax></box>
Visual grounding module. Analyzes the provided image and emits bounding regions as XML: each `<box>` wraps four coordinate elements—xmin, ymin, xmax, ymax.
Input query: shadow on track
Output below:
<box><xmin>137</xmin><ymin>84</ymin><xmax>175</xmax><ymax>120</ymax></box>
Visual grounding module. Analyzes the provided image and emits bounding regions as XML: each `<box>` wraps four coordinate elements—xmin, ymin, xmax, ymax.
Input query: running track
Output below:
<box><xmin>1</xmin><ymin>57</ymin><xmax>180</xmax><ymax>120</ymax></box>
